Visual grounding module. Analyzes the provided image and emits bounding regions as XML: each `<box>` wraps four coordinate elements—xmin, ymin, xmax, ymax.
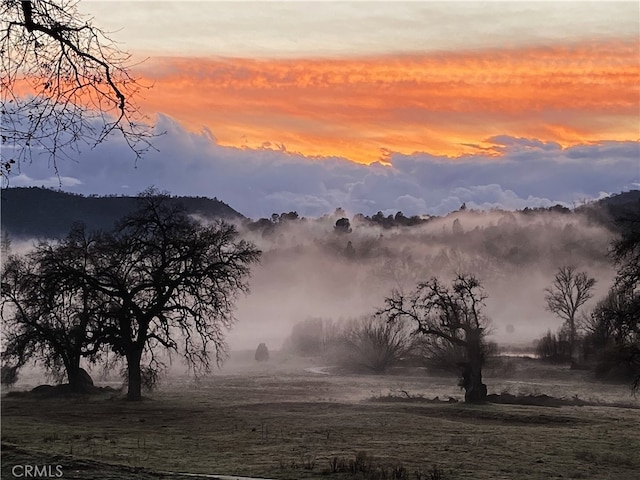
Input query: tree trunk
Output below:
<box><xmin>568</xmin><ymin>316</ymin><xmax>576</xmax><ymax>362</ymax></box>
<box><xmin>65</xmin><ymin>355</ymin><xmax>84</xmax><ymax>393</ymax></box>
<box><xmin>126</xmin><ymin>348</ymin><xmax>143</xmax><ymax>401</ymax></box>
<box><xmin>461</xmin><ymin>362</ymin><xmax>487</xmax><ymax>403</ymax></box>
<box><xmin>461</xmin><ymin>331</ymin><xmax>487</xmax><ymax>403</ymax></box>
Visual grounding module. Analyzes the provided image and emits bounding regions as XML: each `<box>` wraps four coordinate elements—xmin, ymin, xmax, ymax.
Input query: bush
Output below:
<box><xmin>411</xmin><ymin>336</ymin><xmax>499</xmax><ymax>376</ymax></box>
<box><xmin>334</xmin><ymin>316</ymin><xmax>410</xmax><ymax>373</ymax></box>
<box><xmin>255</xmin><ymin>343</ymin><xmax>269</xmax><ymax>362</ymax></box>
<box><xmin>412</xmin><ymin>336</ymin><xmax>467</xmax><ymax>374</ymax></box>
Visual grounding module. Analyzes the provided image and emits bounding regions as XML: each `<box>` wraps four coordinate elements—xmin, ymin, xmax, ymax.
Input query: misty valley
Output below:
<box><xmin>1</xmin><ymin>188</ymin><xmax>639</xmax><ymax>480</ymax></box>
<box><xmin>2</xmin><ymin>1</ymin><xmax>639</xmax><ymax>478</ymax></box>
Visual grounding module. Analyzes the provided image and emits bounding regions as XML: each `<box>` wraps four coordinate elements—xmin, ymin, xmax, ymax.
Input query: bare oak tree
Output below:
<box><xmin>380</xmin><ymin>274</ymin><xmax>491</xmax><ymax>403</ymax></box>
<box><xmin>1</xmin><ymin>0</ymin><xmax>154</xmax><ymax>178</ymax></box>
<box><xmin>1</xmin><ymin>224</ymin><xmax>106</xmax><ymax>391</ymax></box>
<box><xmin>545</xmin><ymin>266</ymin><xmax>596</xmax><ymax>360</ymax></box>
<box><xmin>83</xmin><ymin>192</ymin><xmax>261</xmax><ymax>400</ymax></box>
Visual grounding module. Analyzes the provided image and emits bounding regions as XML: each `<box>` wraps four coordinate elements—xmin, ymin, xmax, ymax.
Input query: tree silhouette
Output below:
<box><xmin>611</xmin><ymin>207</ymin><xmax>640</xmax><ymax>321</ymax></box>
<box><xmin>1</xmin><ymin>0</ymin><xmax>155</xmax><ymax>179</ymax></box>
<box><xmin>380</xmin><ymin>274</ymin><xmax>491</xmax><ymax>403</ymax></box>
<box><xmin>608</xmin><ymin>208</ymin><xmax>639</xmax><ymax>392</ymax></box>
<box><xmin>85</xmin><ymin>191</ymin><xmax>260</xmax><ymax>400</ymax></box>
<box><xmin>1</xmin><ymin>224</ymin><xmax>106</xmax><ymax>391</ymax></box>
<box><xmin>545</xmin><ymin>266</ymin><xmax>596</xmax><ymax>361</ymax></box>
<box><xmin>334</xmin><ymin>217</ymin><xmax>352</xmax><ymax>234</ymax></box>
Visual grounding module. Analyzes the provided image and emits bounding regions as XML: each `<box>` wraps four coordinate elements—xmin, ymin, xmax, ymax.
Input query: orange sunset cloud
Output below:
<box><xmin>136</xmin><ymin>40</ymin><xmax>639</xmax><ymax>163</ymax></box>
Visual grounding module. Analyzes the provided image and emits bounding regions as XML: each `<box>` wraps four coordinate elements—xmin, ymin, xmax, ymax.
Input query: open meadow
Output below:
<box><xmin>2</xmin><ymin>352</ymin><xmax>639</xmax><ymax>480</ymax></box>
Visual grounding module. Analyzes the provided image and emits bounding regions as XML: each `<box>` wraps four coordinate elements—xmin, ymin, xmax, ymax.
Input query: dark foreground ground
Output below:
<box><xmin>2</xmin><ymin>354</ymin><xmax>639</xmax><ymax>480</ymax></box>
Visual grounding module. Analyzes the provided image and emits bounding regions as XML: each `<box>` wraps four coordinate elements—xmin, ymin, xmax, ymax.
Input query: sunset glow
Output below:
<box><xmin>9</xmin><ymin>1</ymin><xmax>640</xmax><ymax>217</ymax></box>
<box><xmin>135</xmin><ymin>39</ymin><xmax>640</xmax><ymax>163</ymax></box>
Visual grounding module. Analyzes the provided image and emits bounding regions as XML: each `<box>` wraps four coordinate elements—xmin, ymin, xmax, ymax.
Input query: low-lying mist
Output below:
<box><xmin>228</xmin><ymin>208</ymin><xmax>616</xmax><ymax>352</ymax></box>
<box><xmin>5</xmin><ymin>206</ymin><xmax>618</xmax><ymax>369</ymax></box>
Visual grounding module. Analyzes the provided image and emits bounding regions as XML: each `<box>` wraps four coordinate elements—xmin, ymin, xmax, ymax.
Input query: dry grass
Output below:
<box><xmin>2</xmin><ymin>354</ymin><xmax>639</xmax><ymax>479</ymax></box>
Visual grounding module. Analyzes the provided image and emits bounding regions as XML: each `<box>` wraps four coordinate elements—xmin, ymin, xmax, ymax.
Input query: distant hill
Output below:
<box><xmin>576</xmin><ymin>190</ymin><xmax>640</xmax><ymax>230</ymax></box>
<box><xmin>595</xmin><ymin>190</ymin><xmax>640</xmax><ymax>211</ymax></box>
<box><xmin>0</xmin><ymin>187</ymin><xmax>244</xmax><ymax>239</ymax></box>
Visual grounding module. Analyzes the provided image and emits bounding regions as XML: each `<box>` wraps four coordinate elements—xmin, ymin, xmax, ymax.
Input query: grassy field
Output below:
<box><xmin>2</xmin><ymin>353</ymin><xmax>639</xmax><ymax>480</ymax></box>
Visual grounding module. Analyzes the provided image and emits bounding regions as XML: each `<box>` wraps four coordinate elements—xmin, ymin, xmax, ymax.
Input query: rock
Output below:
<box><xmin>31</xmin><ymin>384</ymin><xmax>55</xmax><ymax>395</ymax></box>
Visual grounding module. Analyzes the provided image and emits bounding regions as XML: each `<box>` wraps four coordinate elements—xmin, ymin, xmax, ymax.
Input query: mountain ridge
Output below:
<box><xmin>0</xmin><ymin>187</ymin><xmax>244</xmax><ymax>239</ymax></box>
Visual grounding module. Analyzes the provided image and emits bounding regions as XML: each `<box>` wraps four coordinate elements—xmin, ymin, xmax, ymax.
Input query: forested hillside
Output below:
<box><xmin>0</xmin><ymin>187</ymin><xmax>243</xmax><ymax>238</ymax></box>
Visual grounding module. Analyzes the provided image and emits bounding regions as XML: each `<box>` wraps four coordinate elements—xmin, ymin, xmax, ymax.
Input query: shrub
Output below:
<box><xmin>255</xmin><ymin>343</ymin><xmax>269</xmax><ymax>362</ymax></box>
<box><xmin>334</xmin><ymin>316</ymin><xmax>411</xmax><ymax>373</ymax></box>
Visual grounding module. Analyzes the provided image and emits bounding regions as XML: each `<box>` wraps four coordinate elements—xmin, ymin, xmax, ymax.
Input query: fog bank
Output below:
<box><xmin>228</xmin><ymin>208</ymin><xmax>616</xmax><ymax>350</ymax></box>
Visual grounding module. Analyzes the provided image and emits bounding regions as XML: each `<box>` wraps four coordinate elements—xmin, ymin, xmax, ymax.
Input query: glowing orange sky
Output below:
<box><xmin>136</xmin><ymin>39</ymin><xmax>639</xmax><ymax>164</ymax></box>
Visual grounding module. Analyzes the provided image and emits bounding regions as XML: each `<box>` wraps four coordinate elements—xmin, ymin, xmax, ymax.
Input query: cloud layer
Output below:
<box><xmin>81</xmin><ymin>2</ymin><xmax>640</xmax><ymax>59</ymax></box>
<box><xmin>10</xmin><ymin>115</ymin><xmax>639</xmax><ymax>218</ymax></box>
<box><xmin>136</xmin><ymin>39</ymin><xmax>640</xmax><ymax>164</ymax></box>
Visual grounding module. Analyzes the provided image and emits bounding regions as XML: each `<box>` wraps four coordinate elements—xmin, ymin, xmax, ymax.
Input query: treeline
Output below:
<box><xmin>242</xmin><ymin>205</ymin><xmax>615</xmax><ymax>279</ymax></box>
<box><xmin>245</xmin><ymin>191</ymin><xmax>638</xmax><ymax>236</ymax></box>
<box><xmin>4</xmin><ymin>187</ymin><xmax>637</xmax><ymax>244</ymax></box>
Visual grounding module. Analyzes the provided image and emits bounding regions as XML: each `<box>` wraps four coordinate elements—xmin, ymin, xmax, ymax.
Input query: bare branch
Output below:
<box><xmin>1</xmin><ymin>0</ymin><xmax>158</xmax><ymax>182</ymax></box>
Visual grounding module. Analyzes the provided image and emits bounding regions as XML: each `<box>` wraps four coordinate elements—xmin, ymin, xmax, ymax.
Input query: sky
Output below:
<box><xmin>8</xmin><ymin>0</ymin><xmax>640</xmax><ymax>218</ymax></box>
